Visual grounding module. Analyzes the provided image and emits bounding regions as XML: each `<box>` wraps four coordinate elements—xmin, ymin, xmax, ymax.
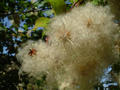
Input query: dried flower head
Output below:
<box><xmin>17</xmin><ymin>2</ymin><xmax>119</xmax><ymax>90</ymax></box>
<box><xmin>28</xmin><ymin>48</ymin><xmax>37</xmax><ymax>56</ymax></box>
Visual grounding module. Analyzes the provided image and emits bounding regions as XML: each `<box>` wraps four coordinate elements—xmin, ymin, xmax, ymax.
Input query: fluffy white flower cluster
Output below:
<box><xmin>17</xmin><ymin>2</ymin><xmax>119</xmax><ymax>90</ymax></box>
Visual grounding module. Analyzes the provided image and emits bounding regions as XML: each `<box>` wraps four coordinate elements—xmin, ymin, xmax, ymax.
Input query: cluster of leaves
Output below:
<box><xmin>0</xmin><ymin>55</ymin><xmax>20</xmax><ymax>89</ymax></box>
<box><xmin>0</xmin><ymin>0</ymin><xmax>51</xmax><ymax>89</ymax></box>
<box><xmin>16</xmin><ymin>72</ymin><xmax>47</xmax><ymax>90</ymax></box>
<box><xmin>92</xmin><ymin>0</ymin><xmax>107</xmax><ymax>6</ymax></box>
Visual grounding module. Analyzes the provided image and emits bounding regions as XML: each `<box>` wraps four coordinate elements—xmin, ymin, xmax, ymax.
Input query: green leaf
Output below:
<box><xmin>92</xmin><ymin>0</ymin><xmax>107</xmax><ymax>6</ymax></box>
<box><xmin>23</xmin><ymin>24</ymin><xmax>28</xmax><ymax>30</ymax></box>
<box><xmin>70</xmin><ymin>0</ymin><xmax>78</xmax><ymax>4</ymax></box>
<box><xmin>34</xmin><ymin>1</ymin><xmax>47</xmax><ymax>8</ymax></box>
<box><xmin>47</xmin><ymin>0</ymin><xmax>66</xmax><ymax>14</ymax></box>
<box><xmin>0</xmin><ymin>26</ymin><xmax>4</xmax><ymax>31</ymax></box>
<box><xmin>33</xmin><ymin>17</ymin><xmax>50</xmax><ymax>30</ymax></box>
<box><xmin>13</xmin><ymin>13</ymin><xmax>20</xmax><ymax>27</ymax></box>
<box><xmin>92</xmin><ymin>0</ymin><xmax>99</xmax><ymax>5</ymax></box>
<box><xmin>42</xmin><ymin>9</ymin><xmax>55</xmax><ymax>16</ymax></box>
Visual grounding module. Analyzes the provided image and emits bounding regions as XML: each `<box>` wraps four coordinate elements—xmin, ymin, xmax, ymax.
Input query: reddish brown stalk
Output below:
<box><xmin>71</xmin><ymin>0</ymin><xmax>83</xmax><ymax>9</ymax></box>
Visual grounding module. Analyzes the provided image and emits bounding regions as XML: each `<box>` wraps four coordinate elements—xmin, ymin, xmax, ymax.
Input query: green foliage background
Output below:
<box><xmin>0</xmin><ymin>0</ymin><xmax>120</xmax><ymax>89</ymax></box>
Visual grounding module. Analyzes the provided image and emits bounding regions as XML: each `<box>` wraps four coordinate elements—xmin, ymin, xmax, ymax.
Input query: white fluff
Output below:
<box><xmin>17</xmin><ymin>2</ymin><xmax>119</xmax><ymax>90</ymax></box>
